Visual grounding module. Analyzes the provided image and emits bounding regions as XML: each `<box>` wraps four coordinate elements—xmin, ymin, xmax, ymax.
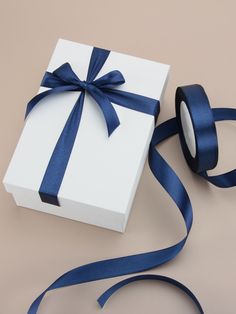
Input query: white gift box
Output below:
<box><xmin>3</xmin><ymin>39</ymin><xmax>170</xmax><ymax>232</ymax></box>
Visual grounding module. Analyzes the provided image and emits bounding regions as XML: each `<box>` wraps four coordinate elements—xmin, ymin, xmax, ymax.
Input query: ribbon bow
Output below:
<box><xmin>25</xmin><ymin>47</ymin><xmax>159</xmax><ymax>206</ymax></box>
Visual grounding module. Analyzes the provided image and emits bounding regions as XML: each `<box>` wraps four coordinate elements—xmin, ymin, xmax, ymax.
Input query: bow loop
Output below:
<box><xmin>52</xmin><ymin>63</ymin><xmax>82</xmax><ymax>86</ymax></box>
<box><xmin>41</xmin><ymin>72</ymin><xmax>66</xmax><ymax>88</ymax></box>
<box><xmin>93</xmin><ymin>70</ymin><xmax>125</xmax><ymax>89</ymax></box>
<box><xmin>41</xmin><ymin>63</ymin><xmax>82</xmax><ymax>89</ymax></box>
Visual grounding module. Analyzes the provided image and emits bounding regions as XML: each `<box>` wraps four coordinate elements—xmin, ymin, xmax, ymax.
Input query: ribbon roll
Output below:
<box><xmin>176</xmin><ymin>84</ymin><xmax>218</xmax><ymax>173</ymax></box>
<box><xmin>169</xmin><ymin>84</ymin><xmax>236</xmax><ymax>187</ymax></box>
<box><xmin>28</xmin><ymin>85</ymin><xmax>236</xmax><ymax>314</ymax></box>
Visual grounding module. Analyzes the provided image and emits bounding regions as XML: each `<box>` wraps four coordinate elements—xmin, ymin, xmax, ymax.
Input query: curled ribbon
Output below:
<box><xmin>27</xmin><ymin>78</ymin><xmax>236</xmax><ymax>312</ymax></box>
<box><xmin>25</xmin><ymin>47</ymin><xmax>159</xmax><ymax>206</ymax></box>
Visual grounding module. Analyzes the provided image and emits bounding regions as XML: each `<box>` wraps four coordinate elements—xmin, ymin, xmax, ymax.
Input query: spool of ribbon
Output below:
<box><xmin>175</xmin><ymin>84</ymin><xmax>236</xmax><ymax>186</ymax></box>
<box><xmin>28</xmin><ymin>85</ymin><xmax>236</xmax><ymax>314</ymax></box>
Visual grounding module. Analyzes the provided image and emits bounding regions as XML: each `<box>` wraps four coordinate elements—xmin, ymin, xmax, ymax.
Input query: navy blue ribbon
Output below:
<box><xmin>97</xmin><ymin>274</ymin><xmax>204</xmax><ymax>312</ymax></box>
<box><xmin>175</xmin><ymin>85</ymin><xmax>236</xmax><ymax>186</ymax></box>
<box><xmin>27</xmin><ymin>82</ymin><xmax>236</xmax><ymax>313</ymax></box>
<box><xmin>25</xmin><ymin>47</ymin><xmax>159</xmax><ymax>206</ymax></box>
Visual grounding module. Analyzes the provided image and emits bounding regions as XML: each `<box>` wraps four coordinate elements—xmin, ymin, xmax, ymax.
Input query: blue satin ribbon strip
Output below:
<box><xmin>97</xmin><ymin>274</ymin><xmax>204</xmax><ymax>313</ymax></box>
<box><xmin>27</xmin><ymin>78</ymin><xmax>236</xmax><ymax>313</ymax></box>
<box><xmin>25</xmin><ymin>47</ymin><xmax>159</xmax><ymax>206</ymax></box>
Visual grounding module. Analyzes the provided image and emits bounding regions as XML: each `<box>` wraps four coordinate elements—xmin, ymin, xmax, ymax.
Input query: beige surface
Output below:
<box><xmin>0</xmin><ymin>1</ymin><xmax>236</xmax><ymax>313</ymax></box>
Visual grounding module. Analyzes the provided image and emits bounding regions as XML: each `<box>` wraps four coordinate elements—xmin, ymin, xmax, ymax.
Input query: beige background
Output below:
<box><xmin>1</xmin><ymin>1</ymin><xmax>236</xmax><ymax>313</ymax></box>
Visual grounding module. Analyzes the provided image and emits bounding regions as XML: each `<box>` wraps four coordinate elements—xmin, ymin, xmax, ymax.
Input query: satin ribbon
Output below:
<box><xmin>28</xmin><ymin>85</ymin><xmax>236</xmax><ymax>314</ymax></box>
<box><xmin>97</xmin><ymin>274</ymin><xmax>204</xmax><ymax>312</ymax></box>
<box><xmin>175</xmin><ymin>85</ymin><xmax>236</xmax><ymax>186</ymax></box>
<box><xmin>25</xmin><ymin>47</ymin><xmax>159</xmax><ymax>206</ymax></box>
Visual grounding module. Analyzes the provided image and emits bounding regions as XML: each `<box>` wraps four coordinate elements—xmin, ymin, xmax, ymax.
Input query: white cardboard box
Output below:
<box><xmin>3</xmin><ymin>39</ymin><xmax>170</xmax><ymax>232</ymax></box>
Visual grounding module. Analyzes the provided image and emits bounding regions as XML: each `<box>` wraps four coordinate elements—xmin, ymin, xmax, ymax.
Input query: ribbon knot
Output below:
<box><xmin>79</xmin><ymin>80</ymin><xmax>89</xmax><ymax>90</ymax></box>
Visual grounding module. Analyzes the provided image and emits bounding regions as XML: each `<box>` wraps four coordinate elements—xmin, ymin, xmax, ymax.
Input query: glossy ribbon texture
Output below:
<box><xmin>175</xmin><ymin>85</ymin><xmax>236</xmax><ymax>186</ymax></box>
<box><xmin>28</xmin><ymin>84</ymin><xmax>236</xmax><ymax>314</ymax></box>
<box><xmin>25</xmin><ymin>47</ymin><xmax>159</xmax><ymax>206</ymax></box>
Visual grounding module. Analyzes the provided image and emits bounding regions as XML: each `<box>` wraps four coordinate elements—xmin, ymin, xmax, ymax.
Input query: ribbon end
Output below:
<box><xmin>39</xmin><ymin>191</ymin><xmax>60</xmax><ymax>206</ymax></box>
<box><xmin>97</xmin><ymin>297</ymin><xmax>105</xmax><ymax>309</ymax></box>
<box><xmin>108</xmin><ymin>121</ymin><xmax>120</xmax><ymax>137</ymax></box>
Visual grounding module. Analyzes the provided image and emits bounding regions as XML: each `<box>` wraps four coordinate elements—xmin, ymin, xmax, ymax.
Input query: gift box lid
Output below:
<box><xmin>3</xmin><ymin>39</ymin><xmax>170</xmax><ymax>232</ymax></box>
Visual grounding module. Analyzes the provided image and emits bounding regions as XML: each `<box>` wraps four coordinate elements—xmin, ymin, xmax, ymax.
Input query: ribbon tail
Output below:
<box><xmin>25</xmin><ymin>89</ymin><xmax>55</xmax><ymax>119</ymax></box>
<box><xmin>200</xmin><ymin>169</ymin><xmax>236</xmax><ymax>187</ymax></box>
<box><xmin>213</xmin><ymin>108</ymin><xmax>236</xmax><ymax>122</ymax></box>
<box><xmin>39</xmin><ymin>92</ymin><xmax>85</xmax><ymax>206</ymax></box>
<box><xmin>102</xmin><ymin>88</ymin><xmax>160</xmax><ymax>122</ymax></box>
<box><xmin>97</xmin><ymin>274</ymin><xmax>204</xmax><ymax>313</ymax></box>
<box><xmin>200</xmin><ymin>108</ymin><xmax>236</xmax><ymax>188</ymax></box>
<box><xmin>28</xmin><ymin>118</ymin><xmax>193</xmax><ymax>314</ymax></box>
<box><xmin>28</xmin><ymin>240</ymin><xmax>188</xmax><ymax>314</ymax></box>
<box><xmin>87</xmin><ymin>85</ymin><xmax>120</xmax><ymax>136</ymax></box>
<box><xmin>149</xmin><ymin>118</ymin><xmax>193</xmax><ymax>230</ymax></box>
<box><xmin>25</xmin><ymin>85</ymin><xmax>79</xmax><ymax>118</ymax></box>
